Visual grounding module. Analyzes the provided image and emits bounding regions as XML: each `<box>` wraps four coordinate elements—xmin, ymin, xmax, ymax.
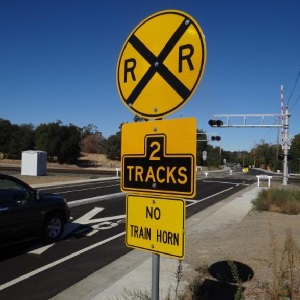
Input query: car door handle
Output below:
<box><xmin>0</xmin><ymin>207</ymin><xmax>9</xmax><ymax>212</ymax></box>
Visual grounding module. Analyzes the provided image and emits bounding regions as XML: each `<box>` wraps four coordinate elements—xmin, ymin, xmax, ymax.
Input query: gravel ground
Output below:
<box><xmin>184</xmin><ymin>209</ymin><xmax>300</xmax><ymax>299</ymax></box>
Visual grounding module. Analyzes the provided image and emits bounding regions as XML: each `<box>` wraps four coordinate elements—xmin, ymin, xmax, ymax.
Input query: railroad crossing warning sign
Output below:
<box><xmin>281</xmin><ymin>137</ymin><xmax>291</xmax><ymax>150</ymax></box>
<box><xmin>126</xmin><ymin>194</ymin><xmax>186</xmax><ymax>258</ymax></box>
<box><xmin>116</xmin><ymin>10</ymin><xmax>206</xmax><ymax>118</ymax></box>
<box><xmin>121</xmin><ymin>118</ymin><xmax>196</xmax><ymax>198</ymax></box>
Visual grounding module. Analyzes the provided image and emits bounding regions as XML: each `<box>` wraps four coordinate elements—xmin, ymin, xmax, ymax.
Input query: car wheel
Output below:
<box><xmin>41</xmin><ymin>212</ymin><xmax>65</xmax><ymax>243</ymax></box>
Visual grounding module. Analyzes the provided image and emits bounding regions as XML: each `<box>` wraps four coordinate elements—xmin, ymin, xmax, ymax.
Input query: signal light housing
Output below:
<box><xmin>208</xmin><ymin>119</ymin><xmax>223</xmax><ymax>127</ymax></box>
<box><xmin>211</xmin><ymin>136</ymin><xmax>221</xmax><ymax>141</ymax></box>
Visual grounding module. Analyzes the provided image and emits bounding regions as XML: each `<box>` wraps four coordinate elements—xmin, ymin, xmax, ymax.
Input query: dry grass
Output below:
<box><xmin>77</xmin><ymin>153</ymin><xmax>120</xmax><ymax>169</ymax></box>
<box><xmin>252</xmin><ymin>187</ymin><xmax>300</xmax><ymax>215</ymax></box>
<box><xmin>0</xmin><ymin>153</ymin><xmax>120</xmax><ymax>169</ymax></box>
<box><xmin>0</xmin><ymin>153</ymin><xmax>120</xmax><ymax>185</ymax></box>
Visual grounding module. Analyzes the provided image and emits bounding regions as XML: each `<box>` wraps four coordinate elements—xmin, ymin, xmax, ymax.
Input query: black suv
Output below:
<box><xmin>0</xmin><ymin>174</ymin><xmax>70</xmax><ymax>247</ymax></box>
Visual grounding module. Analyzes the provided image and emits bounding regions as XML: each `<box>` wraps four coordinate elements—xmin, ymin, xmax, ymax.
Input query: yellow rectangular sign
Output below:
<box><xmin>126</xmin><ymin>194</ymin><xmax>185</xmax><ymax>259</ymax></box>
<box><xmin>121</xmin><ymin>117</ymin><xmax>196</xmax><ymax>198</ymax></box>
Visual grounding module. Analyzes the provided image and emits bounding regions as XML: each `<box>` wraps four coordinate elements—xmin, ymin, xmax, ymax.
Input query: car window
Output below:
<box><xmin>0</xmin><ymin>178</ymin><xmax>30</xmax><ymax>202</ymax></box>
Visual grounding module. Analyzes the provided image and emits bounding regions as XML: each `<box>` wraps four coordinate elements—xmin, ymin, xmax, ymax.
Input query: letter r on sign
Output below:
<box><xmin>124</xmin><ymin>58</ymin><xmax>136</xmax><ymax>82</ymax></box>
<box><xmin>179</xmin><ymin>44</ymin><xmax>194</xmax><ymax>73</ymax></box>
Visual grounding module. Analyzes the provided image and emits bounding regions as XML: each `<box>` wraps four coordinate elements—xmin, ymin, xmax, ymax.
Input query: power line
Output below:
<box><xmin>260</xmin><ymin>117</ymin><xmax>278</xmax><ymax>142</ymax></box>
<box><xmin>290</xmin><ymin>92</ymin><xmax>300</xmax><ymax>111</ymax></box>
<box><xmin>286</xmin><ymin>70</ymin><xmax>300</xmax><ymax>106</ymax></box>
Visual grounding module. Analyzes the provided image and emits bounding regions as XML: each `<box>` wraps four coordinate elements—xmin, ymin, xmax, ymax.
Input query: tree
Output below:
<box><xmin>252</xmin><ymin>140</ymin><xmax>278</xmax><ymax>171</ymax></box>
<box><xmin>80</xmin><ymin>124</ymin><xmax>100</xmax><ymax>139</ymax></box>
<box><xmin>35</xmin><ymin>122</ymin><xmax>61</xmax><ymax>157</ymax></box>
<box><xmin>222</xmin><ymin>150</ymin><xmax>233</xmax><ymax>165</ymax></box>
<box><xmin>102</xmin><ymin>132</ymin><xmax>121</xmax><ymax>161</ymax></box>
<box><xmin>290</xmin><ymin>133</ymin><xmax>300</xmax><ymax>173</ymax></box>
<box><xmin>0</xmin><ymin>119</ymin><xmax>12</xmax><ymax>158</ymax></box>
<box><xmin>35</xmin><ymin>121</ymin><xmax>81</xmax><ymax>163</ymax></box>
<box><xmin>8</xmin><ymin>124</ymin><xmax>35</xmax><ymax>158</ymax></box>
<box><xmin>206</xmin><ymin>145</ymin><xmax>220</xmax><ymax>167</ymax></box>
<box><xmin>57</xmin><ymin>124</ymin><xmax>81</xmax><ymax>164</ymax></box>
<box><xmin>81</xmin><ymin>133</ymin><xmax>104</xmax><ymax>153</ymax></box>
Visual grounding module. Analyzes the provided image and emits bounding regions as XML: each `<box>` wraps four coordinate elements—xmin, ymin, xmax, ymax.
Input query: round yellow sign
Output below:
<box><xmin>116</xmin><ymin>10</ymin><xmax>207</xmax><ymax>119</ymax></box>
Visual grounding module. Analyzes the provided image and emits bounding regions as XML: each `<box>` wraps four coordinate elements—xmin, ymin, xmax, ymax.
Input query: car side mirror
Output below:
<box><xmin>29</xmin><ymin>189</ymin><xmax>39</xmax><ymax>201</ymax></box>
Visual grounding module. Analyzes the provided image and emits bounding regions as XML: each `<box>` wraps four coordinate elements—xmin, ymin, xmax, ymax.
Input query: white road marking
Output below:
<box><xmin>60</xmin><ymin>183</ymin><xmax>120</xmax><ymax>194</ymax></box>
<box><xmin>202</xmin><ymin>180</ymin><xmax>249</xmax><ymax>186</ymax></box>
<box><xmin>185</xmin><ymin>187</ymin><xmax>234</xmax><ymax>207</ymax></box>
<box><xmin>0</xmin><ymin>232</ymin><xmax>125</xmax><ymax>292</ymax></box>
<box><xmin>39</xmin><ymin>183</ymin><xmax>120</xmax><ymax>193</ymax></box>
<box><xmin>28</xmin><ymin>207</ymin><xmax>125</xmax><ymax>255</ymax></box>
<box><xmin>68</xmin><ymin>192</ymin><xmax>125</xmax><ymax>208</ymax></box>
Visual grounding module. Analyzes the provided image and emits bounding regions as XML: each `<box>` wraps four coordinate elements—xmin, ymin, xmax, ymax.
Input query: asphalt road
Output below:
<box><xmin>0</xmin><ymin>173</ymin><xmax>256</xmax><ymax>299</ymax></box>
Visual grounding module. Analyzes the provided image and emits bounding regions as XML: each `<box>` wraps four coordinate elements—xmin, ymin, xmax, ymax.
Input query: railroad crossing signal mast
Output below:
<box><xmin>208</xmin><ymin>106</ymin><xmax>291</xmax><ymax>185</ymax></box>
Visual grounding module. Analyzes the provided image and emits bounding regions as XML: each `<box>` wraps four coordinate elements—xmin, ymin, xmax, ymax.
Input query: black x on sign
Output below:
<box><xmin>116</xmin><ymin>10</ymin><xmax>206</xmax><ymax>119</ymax></box>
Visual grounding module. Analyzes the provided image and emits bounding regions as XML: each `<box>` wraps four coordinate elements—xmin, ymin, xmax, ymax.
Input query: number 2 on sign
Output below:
<box><xmin>149</xmin><ymin>141</ymin><xmax>161</xmax><ymax>160</ymax></box>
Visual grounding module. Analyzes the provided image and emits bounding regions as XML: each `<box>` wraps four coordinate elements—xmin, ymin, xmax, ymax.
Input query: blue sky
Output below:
<box><xmin>1</xmin><ymin>0</ymin><xmax>299</xmax><ymax>152</ymax></box>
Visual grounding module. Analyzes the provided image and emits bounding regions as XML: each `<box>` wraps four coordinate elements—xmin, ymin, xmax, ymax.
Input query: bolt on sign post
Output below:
<box><xmin>116</xmin><ymin>9</ymin><xmax>206</xmax><ymax>119</ymax></box>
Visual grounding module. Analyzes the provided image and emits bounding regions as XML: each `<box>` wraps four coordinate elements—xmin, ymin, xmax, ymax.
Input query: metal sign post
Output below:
<box><xmin>152</xmin><ymin>253</ymin><xmax>160</xmax><ymax>300</ymax></box>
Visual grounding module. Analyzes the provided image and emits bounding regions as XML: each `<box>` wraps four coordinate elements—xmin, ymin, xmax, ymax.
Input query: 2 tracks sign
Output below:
<box><xmin>121</xmin><ymin>118</ymin><xmax>196</xmax><ymax>198</ymax></box>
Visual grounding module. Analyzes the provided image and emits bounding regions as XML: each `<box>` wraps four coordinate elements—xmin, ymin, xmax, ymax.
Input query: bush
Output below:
<box><xmin>252</xmin><ymin>188</ymin><xmax>300</xmax><ymax>215</ymax></box>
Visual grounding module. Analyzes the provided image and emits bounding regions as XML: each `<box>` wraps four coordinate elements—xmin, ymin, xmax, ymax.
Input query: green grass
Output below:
<box><xmin>252</xmin><ymin>188</ymin><xmax>300</xmax><ymax>215</ymax></box>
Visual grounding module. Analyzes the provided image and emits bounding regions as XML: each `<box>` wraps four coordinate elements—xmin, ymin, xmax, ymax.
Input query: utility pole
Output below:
<box><xmin>282</xmin><ymin>106</ymin><xmax>291</xmax><ymax>185</ymax></box>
